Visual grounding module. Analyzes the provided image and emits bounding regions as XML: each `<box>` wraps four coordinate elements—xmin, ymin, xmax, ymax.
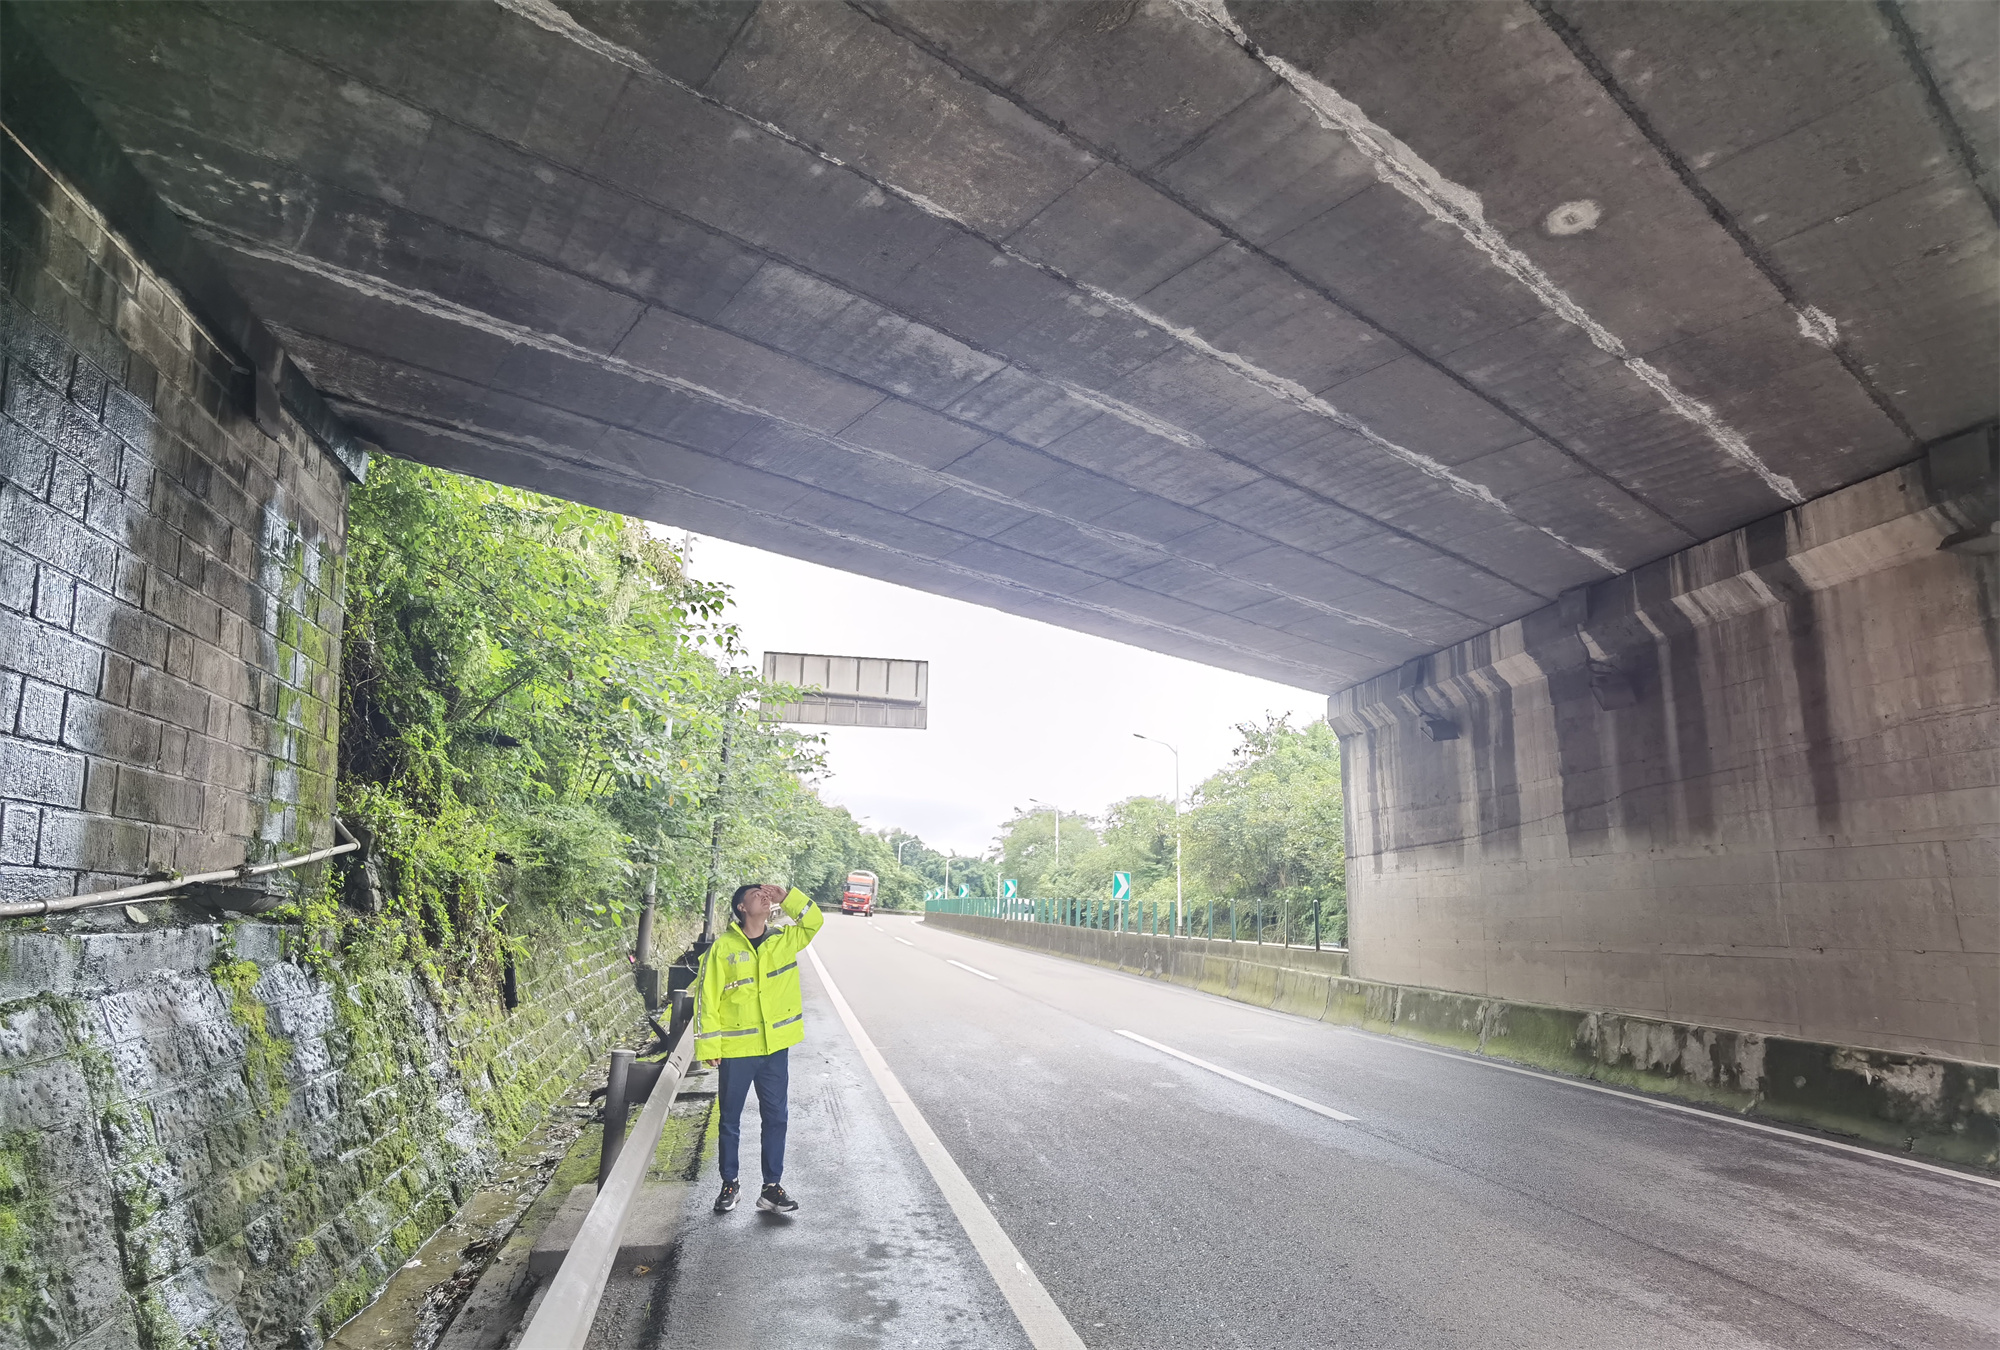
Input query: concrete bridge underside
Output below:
<box><xmin>2</xmin><ymin>2</ymin><xmax>1995</xmax><ymax>1067</ymax></box>
<box><xmin>12</xmin><ymin>0</ymin><xmax>1995</xmax><ymax>692</ymax></box>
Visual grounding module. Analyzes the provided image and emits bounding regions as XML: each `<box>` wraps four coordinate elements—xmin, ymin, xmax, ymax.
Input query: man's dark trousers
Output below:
<box><xmin>716</xmin><ymin>1049</ymin><xmax>789</xmax><ymax>1185</ymax></box>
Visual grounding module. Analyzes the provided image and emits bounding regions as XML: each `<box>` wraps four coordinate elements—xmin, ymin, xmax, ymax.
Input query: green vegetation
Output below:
<box><xmin>983</xmin><ymin>716</ymin><xmax>1347</xmax><ymax>943</ymax></box>
<box><xmin>212</xmin><ymin>958</ymin><xmax>292</xmax><ymax>1119</ymax></box>
<box><xmin>316</xmin><ymin>458</ymin><xmax>916</xmax><ymax>971</ymax></box>
<box><xmin>0</xmin><ymin>1131</ymin><xmax>45</xmax><ymax>1335</ymax></box>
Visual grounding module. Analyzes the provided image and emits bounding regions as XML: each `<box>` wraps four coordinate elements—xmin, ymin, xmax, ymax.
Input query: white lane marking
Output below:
<box><xmin>806</xmin><ymin>949</ymin><xmax>1087</xmax><ymax>1350</ymax></box>
<box><xmin>1117</xmin><ymin>1030</ymin><xmax>1358</xmax><ymax>1123</ymax></box>
<box><xmin>1364</xmin><ymin>1035</ymin><xmax>2000</xmax><ymax>1193</ymax></box>
<box><xmin>894</xmin><ymin>937</ymin><xmax>916</xmax><ymax>948</ymax></box>
<box><xmin>948</xmin><ymin>959</ymin><xmax>998</xmax><ymax>981</ymax></box>
<box><xmin>949</xmin><ymin>928</ymin><xmax>2000</xmax><ymax>1192</ymax></box>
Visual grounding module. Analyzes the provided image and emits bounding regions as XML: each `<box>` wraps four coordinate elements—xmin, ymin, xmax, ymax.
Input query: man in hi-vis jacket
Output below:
<box><xmin>696</xmin><ymin>882</ymin><xmax>824</xmax><ymax>1214</ymax></box>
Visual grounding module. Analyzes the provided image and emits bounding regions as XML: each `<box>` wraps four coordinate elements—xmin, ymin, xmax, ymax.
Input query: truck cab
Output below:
<box><xmin>841</xmin><ymin>870</ymin><xmax>877</xmax><ymax>916</ymax></box>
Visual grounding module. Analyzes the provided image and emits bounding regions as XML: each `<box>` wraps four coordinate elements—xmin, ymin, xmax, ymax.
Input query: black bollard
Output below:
<box><xmin>597</xmin><ymin>1048</ymin><xmax>634</xmax><ymax>1187</ymax></box>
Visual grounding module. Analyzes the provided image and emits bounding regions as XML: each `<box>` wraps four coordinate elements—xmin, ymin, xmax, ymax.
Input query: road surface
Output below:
<box><xmin>650</xmin><ymin>912</ymin><xmax>1998</xmax><ymax>1349</ymax></box>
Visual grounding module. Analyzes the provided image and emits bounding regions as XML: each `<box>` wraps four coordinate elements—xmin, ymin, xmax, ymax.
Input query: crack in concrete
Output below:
<box><xmin>1528</xmin><ymin>0</ymin><xmax>1918</xmax><ymax>448</ymax></box>
<box><xmin>170</xmin><ymin>0</ymin><xmax>1580</xmax><ymax>635</ymax></box>
<box><xmin>493</xmin><ymin>0</ymin><xmax>1625</xmax><ymax>574</ymax></box>
<box><xmin>1173</xmin><ymin>0</ymin><xmax>1805</xmax><ymax>507</ymax></box>
<box><xmin>207</xmin><ymin>224</ymin><xmax>1425</xmax><ymax>645</ymax></box>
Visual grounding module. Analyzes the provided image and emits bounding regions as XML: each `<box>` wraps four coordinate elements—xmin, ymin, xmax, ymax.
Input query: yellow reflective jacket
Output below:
<box><xmin>693</xmin><ymin>888</ymin><xmax>825</xmax><ymax>1058</ymax></box>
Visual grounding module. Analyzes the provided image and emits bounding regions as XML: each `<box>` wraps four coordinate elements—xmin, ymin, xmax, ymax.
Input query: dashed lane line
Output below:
<box><xmin>807</xmin><ymin>948</ymin><xmax>1086</xmax><ymax>1350</ymax></box>
<box><xmin>1117</xmin><ymin>1030</ymin><xmax>1359</xmax><ymax>1123</ymax></box>
<box><xmin>894</xmin><ymin>937</ymin><xmax>916</xmax><ymax>947</ymax></box>
<box><xmin>921</xmin><ymin>927</ymin><xmax>2000</xmax><ymax>1192</ymax></box>
<box><xmin>948</xmin><ymin>959</ymin><xmax>999</xmax><ymax>981</ymax></box>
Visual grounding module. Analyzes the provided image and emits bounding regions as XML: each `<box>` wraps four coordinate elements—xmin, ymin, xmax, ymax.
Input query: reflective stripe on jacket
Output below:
<box><xmin>693</xmin><ymin>887</ymin><xmax>824</xmax><ymax>1058</ymax></box>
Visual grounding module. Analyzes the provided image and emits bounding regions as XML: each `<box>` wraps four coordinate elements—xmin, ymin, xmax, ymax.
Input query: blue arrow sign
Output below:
<box><xmin>957</xmin><ymin>884</ymin><xmax>969</xmax><ymax>897</ymax></box>
<box><xmin>1112</xmin><ymin>872</ymin><xmax>1132</xmax><ymax>900</ymax></box>
<box><xmin>1001</xmin><ymin>879</ymin><xmax>1018</xmax><ymax>899</ymax></box>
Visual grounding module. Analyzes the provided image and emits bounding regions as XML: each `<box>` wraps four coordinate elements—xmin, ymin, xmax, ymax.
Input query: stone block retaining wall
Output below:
<box><xmin>0</xmin><ymin>136</ymin><xmax>356</xmax><ymax>915</ymax></box>
<box><xmin>0</xmin><ymin>917</ymin><xmax>657</xmax><ymax>1350</ymax></box>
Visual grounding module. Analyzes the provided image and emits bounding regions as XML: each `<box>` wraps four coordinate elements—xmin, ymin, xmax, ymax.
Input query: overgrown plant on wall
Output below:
<box><xmin>317</xmin><ymin>458</ymin><xmax>917</xmax><ymax>978</ymax></box>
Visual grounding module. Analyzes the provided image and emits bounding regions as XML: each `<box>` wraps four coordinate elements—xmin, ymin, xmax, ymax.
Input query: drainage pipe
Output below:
<box><xmin>0</xmin><ymin>820</ymin><xmax>362</xmax><ymax>919</ymax></box>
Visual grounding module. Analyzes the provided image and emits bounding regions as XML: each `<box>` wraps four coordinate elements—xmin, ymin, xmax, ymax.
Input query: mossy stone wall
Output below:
<box><xmin>0</xmin><ymin>917</ymin><xmax>650</xmax><ymax>1350</ymax></box>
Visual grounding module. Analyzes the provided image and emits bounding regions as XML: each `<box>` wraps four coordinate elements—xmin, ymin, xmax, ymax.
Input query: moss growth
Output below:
<box><xmin>134</xmin><ymin>1286</ymin><xmax>186</xmax><ymax>1350</ymax></box>
<box><xmin>0</xmin><ymin>1131</ymin><xmax>49</xmax><ymax>1337</ymax></box>
<box><xmin>212</xmin><ymin>959</ymin><xmax>292</xmax><ymax>1121</ymax></box>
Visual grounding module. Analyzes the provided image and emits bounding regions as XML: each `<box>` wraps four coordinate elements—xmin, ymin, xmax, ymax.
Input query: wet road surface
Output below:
<box><xmin>649</xmin><ymin>913</ymin><xmax>1998</xmax><ymax>1349</ymax></box>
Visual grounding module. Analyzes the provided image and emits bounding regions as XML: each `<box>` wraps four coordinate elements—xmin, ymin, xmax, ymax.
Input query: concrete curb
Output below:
<box><xmin>526</xmin><ymin>1181</ymin><xmax>687</xmax><ymax>1276</ymax></box>
<box><xmin>924</xmin><ymin>914</ymin><xmax>2000</xmax><ymax>1172</ymax></box>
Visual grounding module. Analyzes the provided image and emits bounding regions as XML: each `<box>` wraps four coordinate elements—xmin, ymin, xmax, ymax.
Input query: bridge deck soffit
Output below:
<box><xmin>11</xmin><ymin>0</ymin><xmax>1993</xmax><ymax>692</ymax></box>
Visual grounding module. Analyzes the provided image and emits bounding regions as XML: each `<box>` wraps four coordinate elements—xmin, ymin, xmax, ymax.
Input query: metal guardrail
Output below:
<box><xmin>517</xmin><ymin>1017</ymin><xmax>697</xmax><ymax>1350</ymax></box>
<box><xmin>924</xmin><ymin>893</ymin><xmax>1349</xmax><ymax>948</ymax></box>
<box><xmin>0</xmin><ymin>820</ymin><xmax>362</xmax><ymax>919</ymax></box>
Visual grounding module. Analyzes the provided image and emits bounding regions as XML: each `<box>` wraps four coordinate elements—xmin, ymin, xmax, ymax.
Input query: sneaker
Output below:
<box><xmin>713</xmin><ymin>1180</ymin><xmax>739</xmax><ymax>1213</ymax></box>
<box><xmin>756</xmin><ymin>1183</ymin><xmax>798</xmax><ymax>1214</ymax></box>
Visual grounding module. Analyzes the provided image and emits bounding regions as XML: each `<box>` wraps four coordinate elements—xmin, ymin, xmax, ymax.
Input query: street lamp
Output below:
<box><xmin>1133</xmin><ymin>733</ymin><xmax>1182</xmax><ymax>937</ymax></box>
<box><xmin>1026</xmin><ymin>797</ymin><xmax>1060</xmax><ymax>876</ymax></box>
<box><xmin>896</xmin><ymin>837</ymin><xmax>914</xmax><ymax>867</ymax></box>
<box><xmin>1028</xmin><ymin>798</ymin><xmax>1062</xmax><ymax>925</ymax></box>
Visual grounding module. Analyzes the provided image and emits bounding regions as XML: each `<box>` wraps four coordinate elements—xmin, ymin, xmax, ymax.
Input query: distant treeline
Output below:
<box><xmin>884</xmin><ymin>717</ymin><xmax>1347</xmax><ymax>942</ymax></box>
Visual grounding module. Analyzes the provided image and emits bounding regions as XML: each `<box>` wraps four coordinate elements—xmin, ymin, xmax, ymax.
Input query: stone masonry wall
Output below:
<box><xmin>1330</xmin><ymin>441</ymin><xmax>1999</xmax><ymax>1065</ymax></box>
<box><xmin>0</xmin><ymin>131</ymin><xmax>350</xmax><ymax>912</ymax></box>
<box><xmin>0</xmin><ymin>916</ymin><xmax>649</xmax><ymax>1350</ymax></box>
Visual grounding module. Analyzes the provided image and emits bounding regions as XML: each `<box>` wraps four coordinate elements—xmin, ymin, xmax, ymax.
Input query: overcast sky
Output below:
<box><xmin>670</xmin><ymin>531</ymin><xmax>1329</xmax><ymax>858</ymax></box>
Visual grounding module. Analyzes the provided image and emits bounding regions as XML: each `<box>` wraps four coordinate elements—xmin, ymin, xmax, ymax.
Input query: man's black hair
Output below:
<box><xmin>729</xmin><ymin>883</ymin><xmax>763</xmax><ymax>923</ymax></box>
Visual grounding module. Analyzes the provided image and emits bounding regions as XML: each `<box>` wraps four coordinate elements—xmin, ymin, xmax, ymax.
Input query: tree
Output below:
<box><xmin>1183</xmin><ymin>717</ymin><xmax>1346</xmax><ymax>943</ymax></box>
<box><xmin>993</xmin><ymin>807</ymin><xmax>1101</xmax><ymax>897</ymax></box>
<box><xmin>332</xmin><ymin>458</ymin><xmax>859</xmax><ymax>975</ymax></box>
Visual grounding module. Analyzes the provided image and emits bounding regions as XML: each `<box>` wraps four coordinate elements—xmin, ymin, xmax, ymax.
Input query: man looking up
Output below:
<box><xmin>696</xmin><ymin>881</ymin><xmax>824</xmax><ymax>1214</ymax></box>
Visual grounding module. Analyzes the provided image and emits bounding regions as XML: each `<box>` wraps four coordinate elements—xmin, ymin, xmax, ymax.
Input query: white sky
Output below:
<box><xmin>669</xmin><ymin>531</ymin><xmax>1329</xmax><ymax>857</ymax></box>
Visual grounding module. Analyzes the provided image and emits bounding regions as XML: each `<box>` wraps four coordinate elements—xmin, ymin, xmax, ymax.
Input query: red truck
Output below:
<box><xmin>841</xmin><ymin>870</ymin><xmax>877</xmax><ymax>916</ymax></box>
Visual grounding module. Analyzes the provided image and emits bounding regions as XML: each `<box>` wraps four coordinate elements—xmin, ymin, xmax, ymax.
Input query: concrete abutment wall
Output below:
<box><xmin>1332</xmin><ymin>446</ymin><xmax>1999</xmax><ymax>1067</ymax></box>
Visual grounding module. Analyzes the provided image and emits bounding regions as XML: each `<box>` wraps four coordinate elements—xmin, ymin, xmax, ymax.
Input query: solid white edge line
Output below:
<box><xmin>1117</xmin><ymin>1029</ymin><xmax>1359</xmax><ymax>1123</ymax></box>
<box><xmin>948</xmin><ymin>958</ymin><xmax>999</xmax><ymax>981</ymax></box>
<box><xmin>1363</xmin><ymin>1034</ymin><xmax>2000</xmax><ymax>1193</ymax></box>
<box><xmin>806</xmin><ymin>948</ymin><xmax>1087</xmax><ymax>1350</ymax></box>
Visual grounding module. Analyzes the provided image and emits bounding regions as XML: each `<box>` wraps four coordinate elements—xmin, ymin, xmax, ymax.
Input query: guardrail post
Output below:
<box><xmin>597</xmin><ymin>1049</ymin><xmax>634</xmax><ymax>1187</ymax></box>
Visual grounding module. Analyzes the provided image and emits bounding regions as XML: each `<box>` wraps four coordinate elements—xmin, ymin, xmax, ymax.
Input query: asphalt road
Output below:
<box><xmin>653</xmin><ymin>912</ymin><xmax>1999</xmax><ymax>1349</ymax></box>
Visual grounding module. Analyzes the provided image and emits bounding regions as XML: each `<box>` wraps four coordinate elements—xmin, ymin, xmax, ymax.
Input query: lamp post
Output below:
<box><xmin>1028</xmin><ymin>798</ymin><xmax>1062</xmax><ymax>925</ymax></box>
<box><xmin>896</xmin><ymin>837</ymin><xmax>913</xmax><ymax>867</ymax></box>
<box><xmin>1027</xmin><ymin>796</ymin><xmax>1060</xmax><ymax>884</ymax></box>
<box><xmin>1133</xmin><ymin>733</ymin><xmax>1181</xmax><ymax>937</ymax></box>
